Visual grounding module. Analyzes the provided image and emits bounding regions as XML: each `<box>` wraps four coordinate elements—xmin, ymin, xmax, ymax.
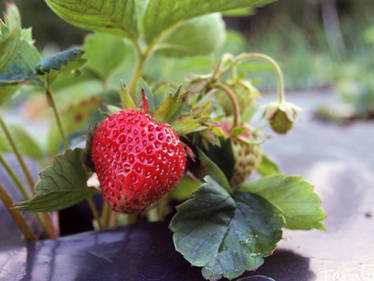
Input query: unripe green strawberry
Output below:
<box><xmin>220</xmin><ymin>121</ymin><xmax>263</xmax><ymax>186</ymax></box>
<box><xmin>263</xmin><ymin>102</ymin><xmax>301</xmax><ymax>135</ymax></box>
<box><xmin>216</xmin><ymin>81</ymin><xmax>260</xmax><ymax>116</ymax></box>
<box><xmin>92</xmin><ymin>110</ymin><xmax>186</xmax><ymax>214</ymax></box>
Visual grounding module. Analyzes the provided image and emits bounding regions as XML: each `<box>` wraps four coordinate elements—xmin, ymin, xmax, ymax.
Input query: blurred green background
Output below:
<box><xmin>1</xmin><ymin>0</ymin><xmax>372</xmax><ymax>88</ymax></box>
<box><xmin>1</xmin><ymin>0</ymin><xmax>374</xmax><ymax>116</ymax></box>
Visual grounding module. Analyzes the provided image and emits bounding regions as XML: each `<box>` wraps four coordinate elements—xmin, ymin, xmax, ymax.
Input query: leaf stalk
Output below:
<box><xmin>0</xmin><ymin>184</ymin><xmax>36</xmax><ymax>242</ymax></box>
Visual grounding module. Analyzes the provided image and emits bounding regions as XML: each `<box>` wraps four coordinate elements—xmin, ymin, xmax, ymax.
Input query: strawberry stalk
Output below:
<box><xmin>236</xmin><ymin>53</ymin><xmax>286</xmax><ymax>104</ymax></box>
<box><xmin>0</xmin><ymin>116</ymin><xmax>35</xmax><ymax>193</ymax></box>
<box><xmin>87</xmin><ymin>197</ymin><xmax>103</xmax><ymax>230</ymax></box>
<box><xmin>216</xmin><ymin>83</ymin><xmax>241</xmax><ymax>128</ymax></box>
<box><xmin>101</xmin><ymin>202</ymin><xmax>111</xmax><ymax>228</ymax></box>
<box><xmin>0</xmin><ymin>115</ymin><xmax>57</xmax><ymax>238</ymax></box>
<box><xmin>0</xmin><ymin>153</ymin><xmax>50</xmax><ymax>237</ymax></box>
<box><xmin>46</xmin><ymin>89</ymin><xmax>69</xmax><ymax>150</ymax></box>
<box><xmin>110</xmin><ymin>212</ymin><xmax>118</xmax><ymax>227</ymax></box>
<box><xmin>0</xmin><ymin>184</ymin><xmax>36</xmax><ymax>242</ymax></box>
<box><xmin>0</xmin><ymin>153</ymin><xmax>31</xmax><ymax>201</ymax></box>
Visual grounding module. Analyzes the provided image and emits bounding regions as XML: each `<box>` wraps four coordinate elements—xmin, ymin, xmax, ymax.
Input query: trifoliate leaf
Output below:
<box><xmin>143</xmin><ymin>0</ymin><xmax>274</xmax><ymax>44</ymax></box>
<box><xmin>45</xmin><ymin>0</ymin><xmax>139</xmax><ymax>39</ymax></box>
<box><xmin>170</xmin><ymin>176</ymin><xmax>284</xmax><ymax>280</ymax></box>
<box><xmin>15</xmin><ymin>148</ymin><xmax>100</xmax><ymax>212</ymax></box>
<box><xmin>238</xmin><ymin>174</ymin><xmax>326</xmax><ymax>230</ymax></box>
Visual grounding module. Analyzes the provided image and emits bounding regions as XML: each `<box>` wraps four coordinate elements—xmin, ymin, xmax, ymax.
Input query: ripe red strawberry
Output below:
<box><xmin>220</xmin><ymin>120</ymin><xmax>263</xmax><ymax>186</ymax></box>
<box><xmin>91</xmin><ymin>110</ymin><xmax>186</xmax><ymax>214</ymax></box>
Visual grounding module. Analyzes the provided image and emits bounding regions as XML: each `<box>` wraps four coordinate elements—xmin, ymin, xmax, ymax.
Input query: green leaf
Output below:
<box><xmin>2</xmin><ymin>3</ymin><xmax>21</xmax><ymax>31</ymax></box>
<box><xmin>171</xmin><ymin>116</ymin><xmax>203</xmax><ymax>135</ymax></box>
<box><xmin>257</xmin><ymin>154</ymin><xmax>279</xmax><ymax>176</ymax></box>
<box><xmin>170</xmin><ymin>176</ymin><xmax>283</xmax><ymax>280</ymax></box>
<box><xmin>143</xmin><ymin>0</ymin><xmax>274</xmax><ymax>44</ymax></box>
<box><xmin>136</xmin><ymin>78</ymin><xmax>156</xmax><ymax>114</ymax></box>
<box><xmin>153</xmin><ymin>87</ymin><xmax>184</xmax><ymax>123</ymax></box>
<box><xmin>157</xmin><ymin>13</ymin><xmax>226</xmax><ymax>57</ymax></box>
<box><xmin>0</xmin><ymin>125</ymin><xmax>43</xmax><ymax>162</ymax></box>
<box><xmin>35</xmin><ymin>48</ymin><xmax>86</xmax><ymax>83</ymax></box>
<box><xmin>47</xmin><ymin>96</ymin><xmax>102</xmax><ymax>155</ymax></box>
<box><xmin>196</xmin><ymin>148</ymin><xmax>232</xmax><ymax>194</ymax></box>
<box><xmin>222</xmin><ymin>7</ymin><xmax>254</xmax><ymax>17</ymax></box>
<box><xmin>15</xmin><ymin>148</ymin><xmax>100</xmax><ymax>212</ymax></box>
<box><xmin>0</xmin><ymin>85</ymin><xmax>18</xmax><ymax>105</ymax></box>
<box><xmin>119</xmin><ymin>85</ymin><xmax>136</xmax><ymax>110</ymax></box>
<box><xmin>202</xmin><ymin>137</ymin><xmax>235</xmax><ymax>181</ymax></box>
<box><xmin>0</xmin><ymin>5</ymin><xmax>41</xmax><ymax>103</ymax></box>
<box><xmin>172</xmin><ymin>176</ymin><xmax>201</xmax><ymax>201</ymax></box>
<box><xmin>83</xmin><ymin>32</ymin><xmax>132</xmax><ymax>80</ymax></box>
<box><xmin>238</xmin><ymin>174</ymin><xmax>326</xmax><ymax>230</ymax></box>
<box><xmin>45</xmin><ymin>0</ymin><xmax>139</xmax><ymax>39</ymax></box>
<box><xmin>0</xmin><ymin>28</ymin><xmax>20</xmax><ymax>74</ymax></box>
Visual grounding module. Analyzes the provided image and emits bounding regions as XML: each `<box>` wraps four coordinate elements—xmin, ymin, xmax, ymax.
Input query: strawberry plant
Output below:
<box><xmin>0</xmin><ymin>1</ymin><xmax>325</xmax><ymax>280</ymax></box>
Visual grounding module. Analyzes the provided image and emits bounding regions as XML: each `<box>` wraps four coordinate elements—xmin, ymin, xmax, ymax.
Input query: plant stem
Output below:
<box><xmin>216</xmin><ymin>83</ymin><xmax>241</xmax><ymax>127</ymax></box>
<box><xmin>127</xmin><ymin>21</ymin><xmax>186</xmax><ymax>105</ymax></box>
<box><xmin>87</xmin><ymin>197</ymin><xmax>103</xmax><ymax>230</ymax></box>
<box><xmin>109</xmin><ymin>212</ymin><xmax>118</xmax><ymax>227</ymax></box>
<box><xmin>126</xmin><ymin>214</ymin><xmax>138</xmax><ymax>224</ymax></box>
<box><xmin>46</xmin><ymin>89</ymin><xmax>69</xmax><ymax>150</ymax></box>
<box><xmin>0</xmin><ymin>116</ymin><xmax>35</xmax><ymax>193</ymax></box>
<box><xmin>128</xmin><ymin>56</ymin><xmax>145</xmax><ymax>104</ymax></box>
<box><xmin>41</xmin><ymin>213</ymin><xmax>56</xmax><ymax>238</ymax></box>
<box><xmin>157</xmin><ymin>192</ymin><xmax>173</xmax><ymax>221</ymax></box>
<box><xmin>101</xmin><ymin>202</ymin><xmax>111</xmax><ymax>229</ymax></box>
<box><xmin>0</xmin><ymin>153</ymin><xmax>49</xmax><ymax>236</ymax></box>
<box><xmin>0</xmin><ymin>184</ymin><xmax>36</xmax><ymax>242</ymax></box>
<box><xmin>147</xmin><ymin>207</ymin><xmax>159</xmax><ymax>222</ymax></box>
<box><xmin>236</xmin><ymin>53</ymin><xmax>285</xmax><ymax>103</ymax></box>
<box><xmin>0</xmin><ymin>153</ymin><xmax>31</xmax><ymax>200</ymax></box>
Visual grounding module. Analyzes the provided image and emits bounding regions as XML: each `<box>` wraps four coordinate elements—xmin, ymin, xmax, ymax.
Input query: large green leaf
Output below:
<box><xmin>170</xmin><ymin>176</ymin><xmax>283</xmax><ymax>280</ymax></box>
<box><xmin>83</xmin><ymin>32</ymin><xmax>132</xmax><ymax>80</ymax></box>
<box><xmin>15</xmin><ymin>148</ymin><xmax>100</xmax><ymax>212</ymax></box>
<box><xmin>157</xmin><ymin>13</ymin><xmax>226</xmax><ymax>57</ymax></box>
<box><xmin>45</xmin><ymin>0</ymin><xmax>139</xmax><ymax>39</ymax></box>
<box><xmin>143</xmin><ymin>0</ymin><xmax>274</xmax><ymax>44</ymax></box>
<box><xmin>35</xmin><ymin>47</ymin><xmax>86</xmax><ymax>83</ymax></box>
<box><xmin>47</xmin><ymin>96</ymin><xmax>102</xmax><ymax>155</ymax></box>
<box><xmin>239</xmin><ymin>174</ymin><xmax>326</xmax><ymax>230</ymax></box>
